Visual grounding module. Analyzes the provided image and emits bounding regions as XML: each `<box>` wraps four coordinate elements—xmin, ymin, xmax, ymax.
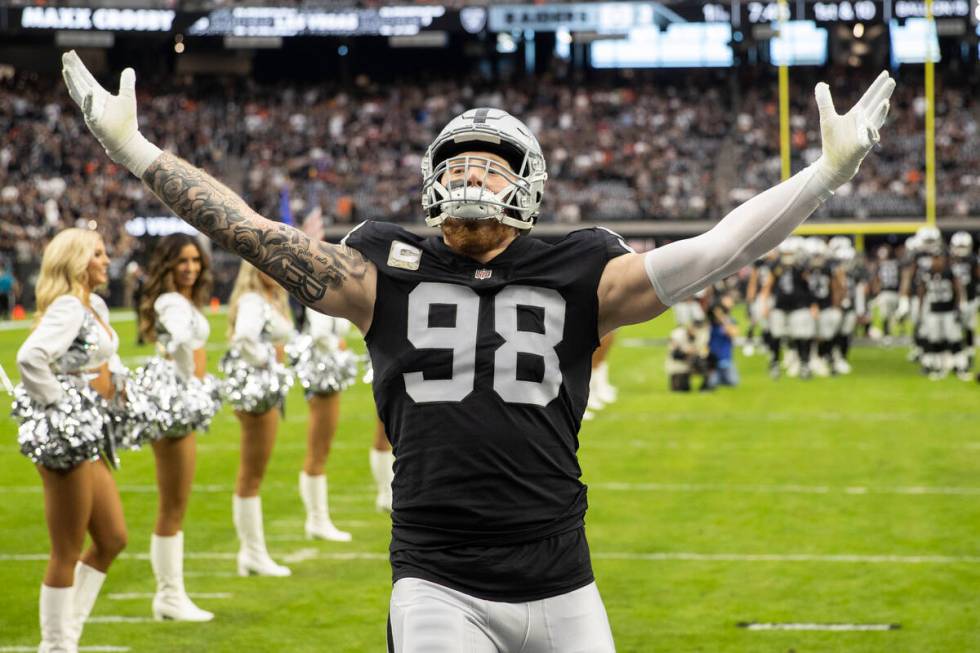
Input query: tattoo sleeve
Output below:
<box><xmin>142</xmin><ymin>152</ymin><xmax>369</xmax><ymax>308</ymax></box>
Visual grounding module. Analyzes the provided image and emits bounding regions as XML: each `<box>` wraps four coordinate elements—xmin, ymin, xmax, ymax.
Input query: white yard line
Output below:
<box><xmin>5</xmin><ymin>480</ymin><xmax>977</xmax><ymax>498</ymax></box>
<box><xmin>0</xmin><ymin>483</ymin><xmax>376</xmax><ymax>499</ymax></box>
<box><xmin>591</xmin><ymin>482</ymin><xmax>980</xmax><ymax>496</ymax></box>
<box><xmin>739</xmin><ymin>622</ymin><xmax>899</xmax><ymax>631</ymax></box>
<box><xmin>108</xmin><ymin>592</ymin><xmax>232</xmax><ymax>600</ymax></box>
<box><xmin>86</xmin><ymin>616</ymin><xmax>156</xmax><ymax>624</ymax></box>
<box><xmin>593</xmin><ymin>552</ymin><xmax>980</xmax><ymax>564</ymax></box>
<box><xmin>2</xmin><ymin>550</ymin><xmax>977</xmax><ymax>564</ymax></box>
<box><xmin>0</xmin><ymin>648</ymin><xmax>130</xmax><ymax>652</ymax></box>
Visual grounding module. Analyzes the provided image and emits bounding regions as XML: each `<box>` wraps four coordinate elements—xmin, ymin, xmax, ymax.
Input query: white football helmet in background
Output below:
<box><xmin>828</xmin><ymin>235</ymin><xmax>852</xmax><ymax>255</ymax></box>
<box><xmin>421</xmin><ymin>107</ymin><xmax>547</xmax><ymax>230</ymax></box>
<box><xmin>779</xmin><ymin>236</ymin><xmax>805</xmax><ymax>265</ymax></box>
<box><xmin>805</xmin><ymin>236</ymin><xmax>829</xmax><ymax>265</ymax></box>
<box><xmin>915</xmin><ymin>226</ymin><xmax>943</xmax><ymax>256</ymax></box>
<box><xmin>950</xmin><ymin>231</ymin><xmax>973</xmax><ymax>258</ymax></box>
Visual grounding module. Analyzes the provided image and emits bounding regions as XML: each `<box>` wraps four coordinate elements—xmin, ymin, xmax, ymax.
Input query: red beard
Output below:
<box><xmin>441</xmin><ymin>218</ymin><xmax>517</xmax><ymax>258</ymax></box>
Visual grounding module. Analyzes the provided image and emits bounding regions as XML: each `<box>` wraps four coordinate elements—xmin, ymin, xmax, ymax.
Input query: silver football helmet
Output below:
<box><xmin>828</xmin><ymin>235</ymin><xmax>852</xmax><ymax>254</ymax></box>
<box><xmin>779</xmin><ymin>236</ymin><xmax>805</xmax><ymax>265</ymax></box>
<box><xmin>421</xmin><ymin>108</ymin><xmax>547</xmax><ymax>230</ymax></box>
<box><xmin>805</xmin><ymin>237</ymin><xmax>829</xmax><ymax>265</ymax></box>
<box><xmin>950</xmin><ymin>231</ymin><xmax>973</xmax><ymax>258</ymax></box>
<box><xmin>915</xmin><ymin>226</ymin><xmax>943</xmax><ymax>256</ymax></box>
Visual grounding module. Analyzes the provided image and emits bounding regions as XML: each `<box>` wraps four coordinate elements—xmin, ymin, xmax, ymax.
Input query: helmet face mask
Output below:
<box><xmin>421</xmin><ymin>108</ymin><xmax>547</xmax><ymax>231</ymax></box>
<box><xmin>422</xmin><ymin>154</ymin><xmax>530</xmax><ymax>225</ymax></box>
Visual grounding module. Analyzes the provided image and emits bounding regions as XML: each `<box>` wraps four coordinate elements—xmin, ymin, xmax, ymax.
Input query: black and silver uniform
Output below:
<box><xmin>772</xmin><ymin>264</ymin><xmax>810</xmax><ymax>311</ymax></box>
<box><xmin>751</xmin><ymin>259</ymin><xmax>773</xmax><ymax>296</ymax></box>
<box><xmin>842</xmin><ymin>262</ymin><xmax>866</xmax><ymax>312</ymax></box>
<box><xmin>951</xmin><ymin>255</ymin><xmax>978</xmax><ymax>302</ymax></box>
<box><xmin>344</xmin><ymin>221</ymin><xmax>630</xmax><ymax>602</ymax></box>
<box><xmin>922</xmin><ymin>268</ymin><xmax>957</xmax><ymax>313</ymax></box>
<box><xmin>808</xmin><ymin>264</ymin><xmax>834</xmax><ymax>310</ymax></box>
<box><xmin>877</xmin><ymin>258</ymin><xmax>901</xmax><ymax>292</ymax></box>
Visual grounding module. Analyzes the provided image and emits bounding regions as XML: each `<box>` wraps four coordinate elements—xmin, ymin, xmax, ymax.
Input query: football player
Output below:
<box><xmin>831</xmin><ymin>242</ymin><xmax>864</xmax><ymax>375</ymax></box>
<box><xmin>916</xmin><ymin>233</ymin><xmax>965</xmax><ymax>379</ymax></box>
<box><xmin>743</xmin><ymin>249</ymin><xmax>778</xmax><ymax>357</ymax></box>
<box><xmin>898</xmin><ymin>234</ymin><xmax>926</xmax><ymax>364</ymax></box>
<box><xmin>760</xmin><ymin>237</ymin><xmax>814</xmax><ymax>379</ymax></box>
<box><xmin>949</xmin><ymin>231</ymin><xmax>978</xmax><ymax>379</ymax></box>
<box><xmin>871</xmin><ymin>243</ymin><xmax>902</xmax><ymax>341</ymax></box>
<box><xmin>805</xmin><ymin>237</ymin><xmax>840</xmax><ymax>377</ymax></box>
<box><xmin>61</xmin><ymin>52</ymin><xmax>894</xmax><ymax>652</ymax></box>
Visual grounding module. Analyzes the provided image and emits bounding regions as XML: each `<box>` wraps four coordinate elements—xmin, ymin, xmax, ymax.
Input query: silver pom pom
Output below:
<box><xmin>125</xmin><ymin>358</ymin><xmax>223</xmax><ymax>443</ymax></box>
<box><xmin>11</xmin><ymin>378</ymin><xmax>107</xmax><ymax>470</ymax></box>
<box><xmin>285</xmin><ymin>335</ymin><xmax>360</xmax><ymax>399</ymax></box>
<box><xmin>104</xmin><ymin>368</ymin><xmax>159</xmax><ymax>452</ymax></box>
<box><xmin>219</xmin><ymin>346</ymin><xmax>294</xmax><ymax>414</ymax></box>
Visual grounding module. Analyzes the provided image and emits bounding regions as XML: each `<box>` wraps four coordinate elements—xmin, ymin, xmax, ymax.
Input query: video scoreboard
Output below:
<box><xmin>1</xmin><ymin>1</ymin><xmax>975</xmax><ymax>68</ymax></box>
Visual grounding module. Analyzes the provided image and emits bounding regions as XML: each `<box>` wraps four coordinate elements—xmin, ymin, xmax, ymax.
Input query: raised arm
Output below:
<box><xmin>598</xmin><ymin>72</ymin><xmax>895</xmax><ymax>335</ymax></box>
<box><xmin>140</xmin><ymin>152</ymin><xmax>375</xmax><ymax>329</ymax></box>
<box><xmin>60</xmin><ymin>51</ymin><xmax>375</xmax><ymax>331</ymax></box>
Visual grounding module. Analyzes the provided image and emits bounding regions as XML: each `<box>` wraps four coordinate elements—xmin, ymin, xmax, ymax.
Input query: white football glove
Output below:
<box><xmin>61</xmin><ymin>50</ymin><xmax>161</xmax><ymax>177</ymax></box>
<box><xmin>896</xmin><ymin>295</ymin><xmax>910</xmax><ymax>320</ymax></box>
<box><xmin>813</xmin><ymin>70</ymin><xmax>896</xmax><ymax>191</ymax></box>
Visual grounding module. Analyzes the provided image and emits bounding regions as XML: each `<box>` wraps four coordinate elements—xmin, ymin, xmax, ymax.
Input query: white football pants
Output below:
<box><xmin>388</xmin><ymin>578</ymin><xmax>616</xmax><ymax>653</ymax></box>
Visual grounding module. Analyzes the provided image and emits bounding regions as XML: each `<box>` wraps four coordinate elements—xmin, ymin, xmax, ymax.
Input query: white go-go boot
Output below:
<box><xmin>233</xmin><ymin>496</ymin><xmax>291</xmax><ymax>577</ymax></box>
<box><xmin>151</xmin><ymin>532</ymin><xmax>214</xmax><ymax>621</ymax></box>
<box><xmin>299</xmin><ymin>472</ymin><xmax>352</xmax><ymax>542</ymax></box>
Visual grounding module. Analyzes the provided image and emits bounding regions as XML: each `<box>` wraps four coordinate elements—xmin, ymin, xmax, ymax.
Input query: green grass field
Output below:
<box><xmin>0</xmin><ymin>310</ymin><xmax>978</xmax><ymax>652</ymax></box>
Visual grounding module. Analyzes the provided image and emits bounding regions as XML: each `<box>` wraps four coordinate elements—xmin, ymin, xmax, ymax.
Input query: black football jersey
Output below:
<box><xmin>951</xmin><ymin>255</ymin><xmax>978</xmax><ymax>301</ymax></box>
<box><xmin>772</xmin><ymin>264</ymin><xmax>810</xmax><ymax>311</ymax></box>
<box><xmin>877</xmin><ymin>259</ymin><xmax>901</xmax><ymax>292</ymax></box>
<box><xmin>752</xmin><ymin>260</ymin><xmax>772</xmax><ymax>289</ymax></box>
<box><xmin>808</xmin><ymin>264</ymin><xmax>834</xmax><ymax>310</ymax></box>
<box><xmin>343</xmin><ymin>221</ymin><xmax>630</xmax><ymax>601</ymax></box>
<box><xmin>842</xmin><ymin>263</ymin><xmax>867</xmax><ymax>312</ymax></box>
<box><xmin>922</xmin><ymin>268</ymin><xmax>957</xmax><ymax>313</ymax></box>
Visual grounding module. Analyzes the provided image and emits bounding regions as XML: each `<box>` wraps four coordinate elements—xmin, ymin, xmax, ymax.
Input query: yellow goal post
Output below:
<box><xmin>775</xmin><ymin>0</ymin><xmax>937</xmax><ymax>249</ymax></box>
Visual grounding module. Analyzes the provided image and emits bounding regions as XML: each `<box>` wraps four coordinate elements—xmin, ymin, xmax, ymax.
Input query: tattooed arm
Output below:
<box><xmin>60</xmin><ymin>51</ymin><xmax>376</xmax><ymax>331</ymax></box>
<box><xmin>142</xmin><ymin>153</ymin><xmax>376</xmax><ymax>330</ymax></box>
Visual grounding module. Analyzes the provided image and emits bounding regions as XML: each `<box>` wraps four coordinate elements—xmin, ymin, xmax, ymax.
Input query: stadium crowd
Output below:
<box><xmin>731</xmin><ymin>74</ymin><xmax>980</xmax><ymax>218</ymax></box>
<box><xmin>2</xmin><ymin>68</ymin><xmax>978</xmax><ymax>307</ymax></box>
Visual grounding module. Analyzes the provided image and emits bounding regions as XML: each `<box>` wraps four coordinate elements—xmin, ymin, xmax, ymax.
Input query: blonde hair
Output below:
<box><xmin>227</xmin><ymin>261</ymin><xmax>291</xmax><ymax>338</ymax></box>
<box><xmin>34</xmin><ymin>228</ymin><xmax>103</xmax><ymax>322</ymax></box>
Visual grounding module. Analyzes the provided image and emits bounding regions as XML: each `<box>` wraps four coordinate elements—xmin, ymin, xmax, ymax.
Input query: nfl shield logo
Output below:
<box><xmin>475</xmin><ymin>269</ymin><xmax>492</xmax><ymax>280</ymax></box>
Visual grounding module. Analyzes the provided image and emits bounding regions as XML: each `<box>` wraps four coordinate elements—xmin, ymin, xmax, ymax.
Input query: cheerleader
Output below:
<box><xmin>287</xmin><ymin>309</ymin><xmax>359</xmax><ymax>541</ymax></box>
<box><xmin>222</xmin><ymin>263</ymin><xmax>294</xmax><ymax>576</ymax></box>
<box><xmin>13</xmin><ymin>229</ymin><xmax>128</xmax><ymax>652</ymax></box>
<box><xmin>370</xmin><ymin>419</ymin><xmax>394</xmax><ymax>514</ymax></box>
<box><xmin>361</xmin><ymin>358</ymin><xmax>394</xmax><ymax>514</ymax></box>
<box><xmin>135</xmin><ymin>234</ymin><xmax>219</xmax><ymax>621</ymax></box>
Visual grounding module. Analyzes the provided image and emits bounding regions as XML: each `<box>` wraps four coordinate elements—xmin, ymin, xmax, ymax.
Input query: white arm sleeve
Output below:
<box><xmin>16</xmin><ymin>296</ymin><xmax>85</xmax><ymax>405</ymax></box>
<box><xmin>155</xmin><ymin>293</ymin><xmax>195</xmax><ymax>378</ymax></box>
<box><xmin>645</xmin><ymin>162</ymin><xmax>834</xmax><ymax>306</ymax></box>
<box><xmin>233</xmin><ymin>293</ymin><xmax>271</xmax><ymax>366</ymax></box>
